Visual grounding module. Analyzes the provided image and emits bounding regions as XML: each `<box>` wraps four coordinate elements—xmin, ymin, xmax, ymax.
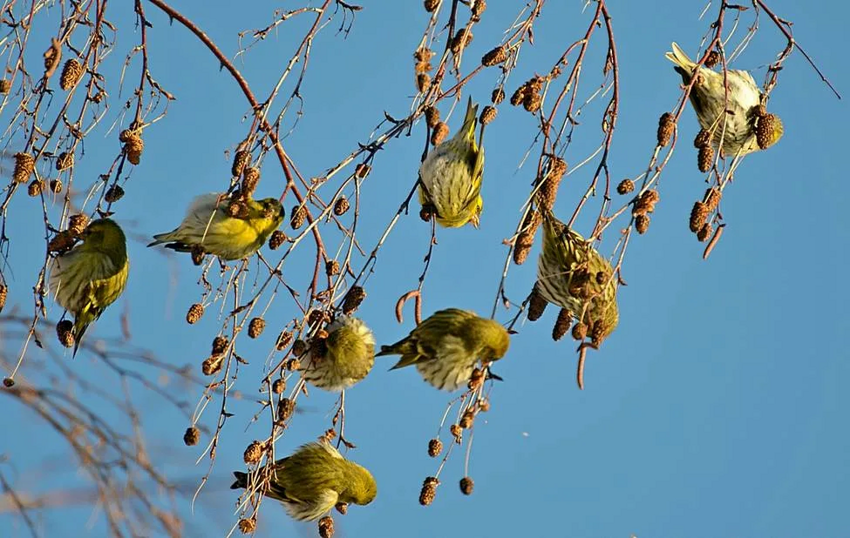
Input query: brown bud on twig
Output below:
<box><xmin>59</xmin><ymin>59</ymin><xmax>83</xmax><ymax>90</ymax></box>
<box><xmin>335</xmin><ymin>502</ymin><xmax>347</xmax><ymax>515</ymax></box>
<box><xmin>183</xmin><ymin>427</ymin><xmax>200</xmax><ymax>446</ymax></box>
<box><xmin>50</xmin><ymin>179</ymin><xmax>63</xmax><ymax>193</ymax></box>
<box><xmin>104</xmin><ymin>185</ymin><xmax>125</xmax><ymax>203</ymax></box>
<box><xmin>419</xmin><ymin>477</ymin><xmax>439</xmax><ymax>506</ymax></box>
<box><xmin>431</xmin><ymin>122</ymin><xmax>449</xmax><ymax>146</ymax></box>
<box><xmin>326</xmin><ymin>260</ymin><xmax>341</xmax><ymax>276</ymax></box>
<box><xmin>428</xmin><ymin>438</ymin><xmax>443</xmax><ymax>458</ymax></box>
<box><xmin>657</xmin><ymin>112</ymin><xmax>674</xmax><ymax>147</ymax></box>
<box><xmin>342</xmin><ymin>286</ymin><xmax>366</xmax><ymax>315</ymax></box>
<box><xmin>552</xmin><ymin>308</ymin><xmax>572</xmax><ymax>341</ymax></box>
<box><xmin>571</xmin><ymin>322</ymin><xmax>588</xmax><ymax>341</ymax></box>
<box><xmin>459</xmin><ymin>477</ymin><xmax>474</xmax><ymax>495</ymax></box>
<box><xmin>481</xmin><ymin>46</ymin><xmax>507</xmax><ymax>67</ymax></box>
<box><xmin>334</xmin><ymin>196</ymin><xmax>350</xmax><ymax>216</ymax></box>
<box><xmin>528</xmin><ymin>286</ymin><xmax>547</xmax><ymax>322</ymax></box>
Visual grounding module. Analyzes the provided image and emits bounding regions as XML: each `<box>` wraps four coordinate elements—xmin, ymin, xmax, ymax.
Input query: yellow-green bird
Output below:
<box><xmin>377</xmin><ymin>308</ymin><xmax>510</xmax><ymax>391</ymax></box>
<box><xmin>666</xmin><ymin>42</ymin><xmax>783</xmax><ymax>156</ymax></box>
<box><xmin>536</xmin><ymin>209</ymin><xmax>618</xmax><ymax>345</ymax></box>
<box><xmin>49</xmin><ymin>218</ymin><xmax>129</xmax><ymax>356</ymax></box>
<box><xmin>148</xmin><ymin>193</ymin><xmax>284</xmax><ymax>260</ymax></box>
<box><xmin>300</xmin><ymin>316</ymin><xmax>376</xmax><ymax>391</ymax></box>
<box><xmin>231</xmin><ymin>441</ymin><xmax>377</xmax><ymax>521</ymax></box>
<box><xmin>419</xmin><ymin>97</ymin><xmax>485</xmax><ymax>228</ymax></box>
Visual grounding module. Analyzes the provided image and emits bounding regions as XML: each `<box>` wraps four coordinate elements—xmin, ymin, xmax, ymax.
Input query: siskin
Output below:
<box><xmin>231</xmin><ymin>441</ymin><xmax>377</xmax><ymax>521</ymax></box>
<box><xmin>419</xmin><ymin>97</ymin><xmax>485</xmax><ymax>228</ymax></box>
<box><xmin>376</xmin><ymin>308</ymin><xmax>510</xmax><ymax>391</ymax></box>
<box><xmin>536</xmin><ymin>209</ymin><xmax>619</xmax><ymax>345</ymax></box>
<box><xmin>148</xmin><ymin>193</ymin><xmax>284</xmax><ymax>260</ymax></box>
<box><xmin>49</xmin><ymin>219</ymin><xmax>129</xmax><ymax>356</ymax></box>
<box><xmin>300</xmin><ymin>316</ymin><xmax>376</xmax><ymax>391</ymax></box>
<box><xmin>666</xmin><ymin>42</ymin><xmax>783</xmax><ymax>156</ymax></box>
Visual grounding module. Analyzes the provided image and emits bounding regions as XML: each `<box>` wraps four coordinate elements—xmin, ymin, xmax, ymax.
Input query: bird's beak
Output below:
<box><xmin>485</xmin><ymin>369</ymin><xmax>504</xmax><ymax>382</ymax></box>
<box><xmin>470</xmin><ymin>214</ymin><xmax>480</xmax><ymax>229</ymax></box>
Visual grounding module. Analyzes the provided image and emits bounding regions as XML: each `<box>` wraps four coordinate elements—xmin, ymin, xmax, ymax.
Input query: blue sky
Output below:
<box><xmin>2</xmin><ymin>1</ymin><xmax>849</xmax><ymax>537</ymax></box>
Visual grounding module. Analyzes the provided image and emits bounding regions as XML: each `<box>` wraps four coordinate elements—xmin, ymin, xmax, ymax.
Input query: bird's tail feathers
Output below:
<box><xmin>231</xmin><ymin>471</ymin><xmax>247</xmax><ymax>490</ymax></box>
<box><xmin>460</xmin><ymin>96</ymin><xmax>479</xmax><ymax>142</ymax></box>
<box><xmin>665</xmin><ymin>42</ymin><xmax>696</xmax><ymax>71</ymax></box>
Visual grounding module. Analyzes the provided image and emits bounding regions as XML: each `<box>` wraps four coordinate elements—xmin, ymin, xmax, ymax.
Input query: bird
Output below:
<box><xmin>299</xmin><ymin>316</ymin><xmax>376</xmax><ymax>391</ymax></box>
<box><xmin>148</xmin><ymin>193</ymin><xmax>284</xmax><ymax>261</ymax></box>
<box><xmin>230</xmin><ymin>441</ymin><xmax>377</xmax><ymax>522</ymax></box>
<box><xmin>49</xmin><ymin>218</ymin><xmax>129</xmax><ymax>356</ymax></box>
<box><xmin>377</xmin><ymin>308</ymin><xmax>510</xmax><ymax>391</ymax></box>
<box><xmin>536</xmin><ymin>208</ymin><xmax>619</xmax><ymax>346</ymax></box>
<box><xmin>418</xmin><ymin>97</ymin><xmax>485</xmax><ymax>228</ymax></box>
<box><xmin>666</xmin><ymin>42</ymin><xmax>783</xmax><ymax>156</ymax></box>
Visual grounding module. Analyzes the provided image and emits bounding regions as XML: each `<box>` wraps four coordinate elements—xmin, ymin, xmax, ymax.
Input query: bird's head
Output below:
<box><xmin>344</xmin><ymin>463</ymin><xmax>377</xmax><ymax>506</ymax></box>
<box><xmin>257</xmin><ymin>198</ymin><xmax>285</xmax><ymax>222</ymax></box>
<box><xmin>82</xmin><ymin>219</ymin><xmax>127</xmax><ymax>256</ymax></box>
<box><xmin>473</xmin><ymin>318</ymin><xmax>511</xmax><ymax>363</ymax></box>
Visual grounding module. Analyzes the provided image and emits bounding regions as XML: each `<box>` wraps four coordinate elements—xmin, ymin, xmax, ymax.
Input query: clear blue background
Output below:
<box><xmin>2</xmin><ymin>1</ymin><xmax>848</xmax><ymax>537</ymax></box>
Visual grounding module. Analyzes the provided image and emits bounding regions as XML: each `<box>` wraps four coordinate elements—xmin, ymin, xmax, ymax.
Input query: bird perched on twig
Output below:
<box><xmin>231</xmin><ymin>441</ymin><xmax>377</xmax><ymax>522</ymax></box>
<box><xmin>419</xmin><ymin>97</ymin><xmax>485</xmax><ymax>228</ymax></box>
<box><xmin>300</xmin><ymin>316</ymin><xmax>376</xmax><ymax>391</ymax></box>
<box><xmin>49</xmin><ymin>218</ymin><xmax>129</xmax><ymax>356</ymax></box>
<box><xmin>148</xmin><ymin>193</ymin><xmax>284</xmax><ymax>261</ymax></box>
<box><xmin>666</xmin><ymin>42</ymin><xmax>783</xmax><ymax>156</ymax></box>
<box><xmin>377</xmin><ymin>308</ymin><xmax>510</xmax><ymax>391</ymax></box>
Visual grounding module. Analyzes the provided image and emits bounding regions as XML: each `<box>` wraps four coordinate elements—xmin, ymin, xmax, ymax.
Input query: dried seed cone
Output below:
<box><xmin>617</xmin><ymin>179</ymin><xmax>635</xmax><ymax>195</ymax></box>
<box><xmin>419</xmin><ymin>477</ymin><xmax>439</xmax><ymax>506</ymax></box>
<box><xmin>694</xmin><ymin>129</ymin><xmax>711</xmax><ymax>148</ymax></box>
<box><xmin>227</xmin><ymin>200</ymin><xmax>249</xmax><ymax>219</ymax></box>
<box><xmin>59</xmin><ymin>59</ymin><xmax>83</xmax><ymax>90</ymax></box>
<box><xmin>480</xmin><ymin>105</ymin><xmax>497</xmax><ymax>125</ymax></box>
<box><xmin>243</xmin><ymin>441</ymin><xmax>263</xmax><ymax>464</ymax></box>
<box><xmin>333</xmin><ymin>196</ymin><xmax>350</xmax><ymax>216</ymax></box>
<box><xmin>269</xmin><ymin>230</ymin><xmax>287</xmax><ymax>250</ymax></box>
<box><xmin>27</xmin><ymin>180</ymin><xmax>44</xmax><ymax>197</ymax></box>
<box><xmin>57</xmin><ymin>319</ymin><xmax>75</xmax><ymax>348</ymax></box>
<box><xmin>756</xmin><ymin>113</ymin><xmax>778</xmax><ymax>150</ymax></box>
<box><xmin>202</xmin><ymin>355</ymin><xmax>223</xmax><ymax>376</ymax></box>
<box><xmin>481</xmin><ymin>46</ymin><xmax>507</xmax><ymax>67</ymax></box>
<box><xmin>242</xmin><ymin>167</ymin><xmax>260</xmax><ymax>196</ymax></box>
<box><xmin>183</xmin><ymin>426</ymin><xmax>200</xmax><ymax>446</ymax></box>
<box><xmin>513</xmin><ymin>210</ymin><xmax>541</xmax><ymax>265</ymax></box>
<box><xmin>355</xmin><ymin>163</ymin><xmax>371</xmax><ymax>179</ymax></box>
<box><xmin>657</xmin><ymin>112</ymin><xmax>674</xmax><ymax>147</ymax></box>
<box><xmin>571</xmin><ymin>321</ymin><xmax>588</xmax><ymax>341</ymax></box>
<box><xmin>449</xmin><ymin>30</ymin><xmax>473</xmax><ymax>53</ymax></box>
<box><xmin>0</xmin><ymin>79</ymin><xmax>10</xmax><ymax>93</ymax></box>
<box><xmin>50</xmin><ymin>179</ymin><xmax>63</xmax><ymax>193</ymax></box>
<box><xmin>238</xmin><ymin>518</ymin><xmax>256</xmax><ymax>534</ymax></box>
<box><xmin>121</xmin><ymin>130</ymin><xmax>144</xmax><ymax>165</ymax></box>
<box><xmin>698</xmin><ymin>145</ymin><xmax>714</xmax><ymax>173</ymax></box>
<box><xmin>186</xmin><ymin>303</ymin><xmax>204</xmax><ymax>324</ymax></box>
<box><xmin>459</xmin><ymin>477</ymin><xmax>474</xmax><ymax>496</ymax></box>
<box><xmin>318</xmin><ymin>516</ymin><xmax>335</xmax><ymax>538</ymax></box>
<box><xmin>248</xmin><ymin>317</ymin><xmax>266</xmax><ymax>338</ymax></box>
<box><xmin>697</xmin><ymin>223</ymin><xmax>713</xmax><ymax>242</ymax></box>
<box><xmin>633</xmin><ymin>190</ymin><xmax>659</xmax><ymax>216</ymax></box>
<box><xmin>509</xmin><ymin>85</ymin><xmax>525</xmax><ymax>106</ymax></box>
<box><xmin>56</xmin><ymin>152</ymin><xmax>74</xmax><ymax>171</ymax></box>
<box><xmin>211</xmin><ymin>335</ymin><xmax>229</xmax><ymax>355</ymax></box>
<box><xmin>416</xmin><ymin>72</ymin><xmax>431</xmax><ymax>93</ymax></box>
<box><xmin>537</xmin><ymin>158</ymin><xmax>567</xmax><ymax>210</ymax></box>
<box><xmin>0</xmin><ymin>283</ymin><xmax>6</xmax><ymax>312</ymax></box>
<box><xmin>527</xmin><ymin>286</ymin><xmax>548</xmax><ymax>322</ymax></box>
<box><xmin>450</xmin><ymin>424</ymin><xmax>462</xmax><ymax>443</ymax></box>
<box><xmin>48</xmin><ymin>231</ymin><xmax>76</xmax><ymax>254</ymax></box>
<box><xmin>326</xmin><ymin>260</ymin><xmax>341</xmax><ymax>276</ymax></box>
<box><xmin>335</xmin><ymin>502</ymin><xmax>348</xmax><ymax>515</ymax></box>
<box><xmin>704</xmin><ymin>50</ymin><xmax>721</xmax><ymax>69</ymax></box>
<box><xmin>428</xmin><ymin>438</ymin><xmax>443</xmax><ymax>458</ymax></box>
<box><xmin>459</xmin><ymin>410</ymin><xmax>474</xmax><ymax>429</ymax></box>
<box><xmin>275</xmin><ymin>330</ymin><xmax>293</xmax><ymax>351</ymax></box>
<box><xmin>342</xmin><ymin>286</ymin><xmax>366</xmax><ymax>315</ymax></box>
<box><xmin>523</xmin><ymin>92</ymin><xmax>542</xmax><ymax>113</ymax></box>
<box><xmin>689</xmin><ymin>202</ymin><xmax>709</xmax><ymax>233</ymax></box>
<box><xmin>292</xmin><ymin>339</ymin><xmax>307</xmax><ymax>356</ymax></box>
<box><xmin>431</xmin><ymin>122</ymin><xmax>449</xmax><ymax>146</ymax></box>
<box><xmin>290</xmin><ymin>206</ymin><xmax>307</xmax><ymax>229</ymax></box>
<box><xmin>232</xmin><ymin>150</ymin><xmax>251</xmax><ymax>177</ymax></box>
<box><xmin>635</xmin><ymin>214</ymin><xmax>650</xmax><ymax>234</ymax></box>
<box><xmin>488</xmin><ymin>89</ymin><xmax>504</xmax><ymax>107</ymax></box>
<box><xmin>423</xmin><ymin>0</ymin><xmax>440</xmax><ymax>12</ymax></box>
<box><xmin>704</xmin><ymin>187</ymin><xmax>721</xmax><ymax>211</ymax></box>
<box><xmin>104</xmin><ymin>185</ymin><xmax>125</xmax><ymax>203</ymax></box>
<box><xmin>272</xmin><ymin>378</ymin><xmax>285</xmax><ymax>394</ymax></box>
<box><xmin>552</xmin><ymin>307</ymin><xmax>572</xmax><ymax>341</ymax></box>
<box><xmin>68</xmin><ymin>214</ymin><xmax>89</xmax><ymax>236</ymax></box>
<box><xmin>190</xmin><ymin>246</ymin><xmax>205</xmax><ymax>266</ymax></box>
<box><xmin>424</xmin><ymin>106</ymin><xmax>440</xmax><ymax>128</ymax></box>
<box><xmin>13</xmin><ymin>152</ymin><xmax>34</xmax><ymax>183</ymax></box>
<box><xmin>277</xmin><ymin>397</ymin><xmax>295</xmax><ymax>421</ymax></box>
<box><xmin>472</xmin><ymin>0</ymin><xmax>486</xmax><ymax>17</ymax></box>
